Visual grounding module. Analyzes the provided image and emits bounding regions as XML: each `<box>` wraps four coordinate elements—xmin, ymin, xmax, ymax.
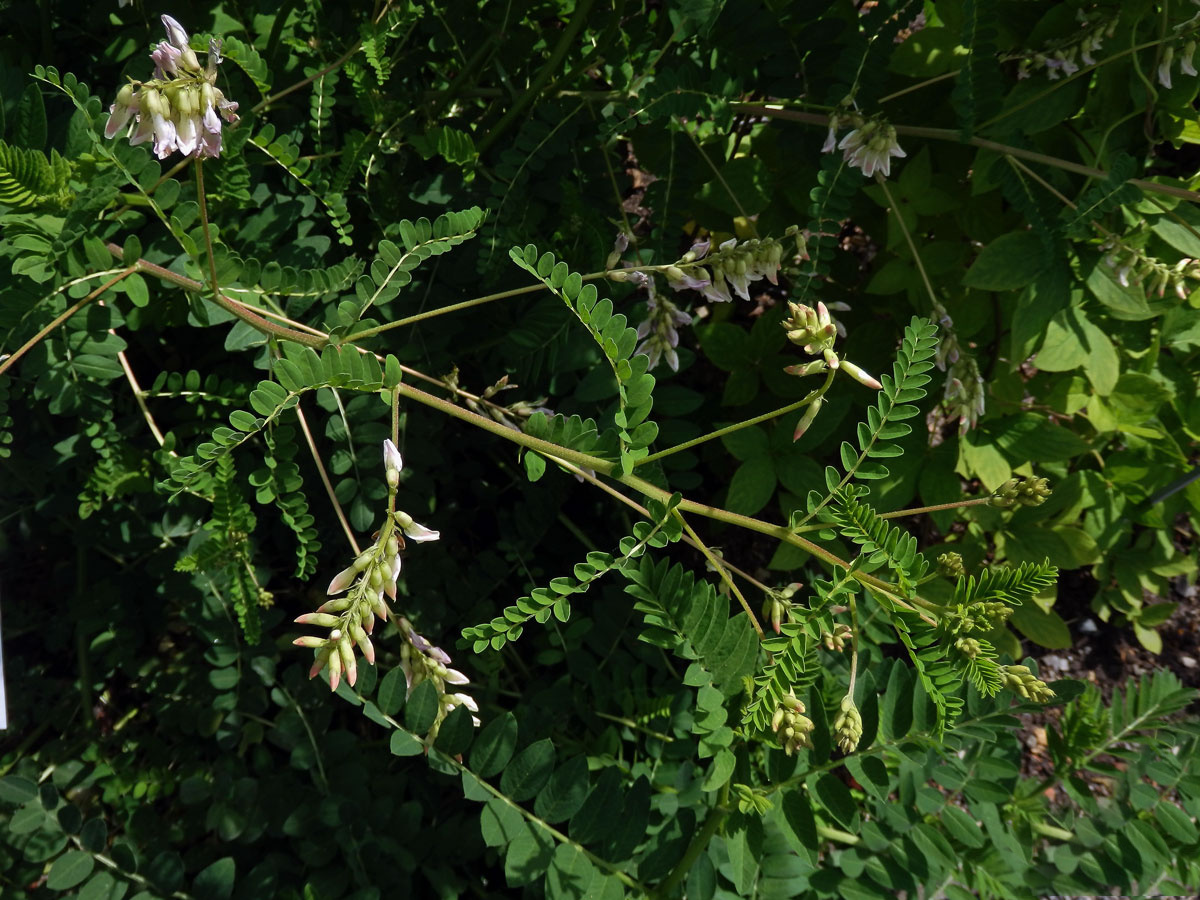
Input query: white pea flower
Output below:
<box><xmin>838</xmin><ymin>121</ymin><xmax>907</xmax><ymax>178</ymax></box>
<box><xmin>635</xmin><ymin>293</ymin><xmax>692</xmax><ymax>372</ymax></box>
<box><xmin>1159</xmin><ymin>45</ymin><xmax>1175</xmax><ymax>89</ymax></box>
<box><xmin>104</xmin><ymin>15</ymin><xmax>240</xmax><ymax>160</ymax></box>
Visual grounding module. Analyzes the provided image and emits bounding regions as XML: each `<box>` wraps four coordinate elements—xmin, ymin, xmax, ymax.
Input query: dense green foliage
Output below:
<box><xmin>2</xmin><ymin>1</ymin><xmax>1200</xmax><ymax>898</ymax></box>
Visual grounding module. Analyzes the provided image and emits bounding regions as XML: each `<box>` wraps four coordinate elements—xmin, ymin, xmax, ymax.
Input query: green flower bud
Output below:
<box><xmin>937</xmin><ymin>552</ymin><xmax>965</xmax><ymax>578</ymax></box>
<box><xmin>832</xmin><ymin>695</ymin><xmax>862</xmax><ymax>754</ymax></box>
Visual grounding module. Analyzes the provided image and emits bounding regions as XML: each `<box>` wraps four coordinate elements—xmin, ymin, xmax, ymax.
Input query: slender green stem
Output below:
<box><xmin>475</xmin><ymin>0</ymin><xmax>597</xmax><ymax>155</ymax></box>
<box><xmin>393</xmin><ymin>377</ymin><xmax>908</xmax><ymax>599</ymax></box>
<box><xmin>194</xmin><ymin>159</ymin><xmax>223</xmax><ymax>307</ymax></box>
<box><xmin>675</xmin><ymin>511</ymin><xmax>765</xmax><ymax>639</ymax></box>
<box><xmin>877</xmin><ymin>497</ymin><xmax>991</xmax><ymax>520</ymax></box>
<box><xmin>345</xmin><ymin>265</ymin><xmax>679</xmax><ymax>342</ymax></box>
<box><xmin>681</xmin><ymin>117</ymin><xmax>751</xmax><ymax>223</ymax></box>
<box><xmin>556</xmin><ymin>456</ymin><xmax>778</xmax><ymax>597</ymax></box>
<box><xmin>593</xmin><ymin>710</ymin><xmax>674</xmax><ymax>743</ymax></box>
<box><xmin>0</xmin><ymin>267</ymin><xmax>136</xmax><ymax>378</ymax></box>
<box><xmin>294</xmin><ymin>398</ymin><xmax>361</xmax><ymax>555</ymax></box>
<box><xmin>104</xmin><ymin>242</ymin><xmax>326</xmax><ymax>348</ymax></box>
<box><xmin>395</xmin><ymin>380</ymin><xmax>616</xmax><ymax>474</ymax></box>
<box><xmin>652</xmin><ymin>807</ymin><xmax>729</xmax><ymax>899</ymax></box>
<box><xmin>251</xmin><ymin>41</ymin><xmax>364</xmax><ymax>115</ymax></box>
<box><xmin>878</xmin><ymin>70</ymin><xmax>960</xmax><ymax>104</ymax></box>
<box><xmin>346</xmin><ymin>282</ymin><xmax>561</xmax><ymax>341</ymax></box>
<box><xmin>847</xmin><ymin>592</ymin><xmax>859</xmax><ymax>697</ymax></box>
<box><xmin>978</xmin><ymin>37</ymin><xmax>1169</xmax><ymax>132</ymax></box>
<box><xmin>733</xmin><ymin>103</ymin><xmax>1200</xmax><ymax>204</ymax></box>
<box><xmin>816</xmin><ymin>824</ymin><xmax>860</xmax><ymax>845</ymax></box>
<box><xmin>875</xmin><ymin>175</ymin><xmax>937</xmax><ymax>306</ymax></box>
<box><xmin>637</xmin><ymin>374</ymin><xmax>833</xmax><ymax>466</ymax></box>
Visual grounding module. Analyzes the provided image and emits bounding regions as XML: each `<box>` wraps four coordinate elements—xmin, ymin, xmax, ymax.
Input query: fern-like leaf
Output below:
<box><xmin>626</xmin><ymin>555</ymin><xmax>759</xmax><ymax>696</ymax></box>
<box><xmin>163</xmin><ymin>344</ymin><xmax>384</xmax><ymax>495</ymax></box>
<box><xmin>0</xmin><ymin>140</ymin><xmax>73</xmax><ymax>209</ymax></box>
<box><xmin>951</xmin><ymin>560</ymin><xmax>1057</xmax><ymax>608</ymax></box>
<box><xmin>464</xmin><ymin>495</ymin><xmax>684</xmax><ymax>651</ymax></box>
<box><xmin>1063</xmin><ymin>152</ymin><xmax>1143</xmax><ymax>238</ymax></box>
<box><xmin>509</xmin><ymin>246</ymin><xmax>657</xmax><ymax>472</ymax></box>
<box><xmin>831</xmin><ymin>490</ymin><xmax>929</xmax><ymax>594</ymax></box>
<box><xmin>795</xmin><ymin>316</ymin><xmax>937</xmax><ymax>528</ymax></box>
<box><xmin>950</xmin><ymin>0</ymin><xmax>1004</xmax><ymax>139</ymax></box>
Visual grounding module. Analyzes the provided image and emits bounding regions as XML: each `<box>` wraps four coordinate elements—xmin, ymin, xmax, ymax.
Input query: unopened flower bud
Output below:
<box><xmin>839</xmin><ymin>359</ymin><xmax>883</xmax><ymax>390</ymax></box>
<box><xmin>832</xmin><ymin>695</ymin><xmax>862</xmax><ymax>754</ymax></box>
<box><xmin>793</xmin><ymin>397</ymin><xmax>823</xmax><ymax>441</ymax></box>
<box><xmin>294</xmin><ymin>613</ymin><xmax>341</xmax><ymax>628</ymax></box>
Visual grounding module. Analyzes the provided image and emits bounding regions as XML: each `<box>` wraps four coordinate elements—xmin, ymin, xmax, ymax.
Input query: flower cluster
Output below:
<box><xmin>769</xmin><ymin>692</ymin><xmax>815</xmax><ymax>755</ymax></box>
<box><xmin>939</xmin><ymin>361</ymin><xmax>986</xmax><ymax>434</ymax></box>
<box><xmin>759</xmin><ymin>581</ymin><xmax>802</xmax><ymax>634</ymax></box>
<box><xmin>1003</xmin><ymin>665</ymin><xmax>1055</xmax><ymax>703</ymax></box>
<box><xmin>832</xmin><ymin>695</ymin><xmax>862</xmax><ymax>754</ymax></box>
<box><xmin>780</xmin><ymin>301</ymin><xmax>883</xmax><ymax>418</ymax></box>
<box><xmin>662</xmin><ymin>235</ymin><xmax>784</xmax><ymax>304</ymax></box>
<box><xmin>1015</xmin><ymin>12</ymin><xmax>1116</xmax><ymax>80</ymax></box>
<box><xmin>941</xmin><ymin>600</ymin><xmax>1013</xmax><ymax>639</ymax></box>
<box><xmin>936</xmin><ymin>552</ymin><xmax>966</xmax><ymax>579</ymax></box>
<box><xmin>822</xmin><ymin>623</ymin><xmax>852</xmax><ymax>652</ymax></box>
<box><xmin>445</xmin><ymin>369</ymin><xmax>554</xmax><ymax>432</ymax></box>
<box><xmin>926</xmin><ymin>301</ymin><xmax>986</xmax><ymax>435</ymax></box>
<box><xmin>634</xmin><ymin>288</ymin><xmax>693</xmax><ymax>372</ymax></box>
<box><xmin>823</xmin><ymin>115</ymin><xmax>906</xmax><ymax>178</ymax></box>
<box><xmin>104</xmin><ymin>15</ymin><xmax>239</xmax><ymax>160</ymax></box>
<box><xmin>1101</xmin><ymin>234</ymin><xmax>1199</xmax><ymax>302</ymax></box>
<box><xmin>397</xmin><ymin>617</ymin><xmax>480</xmax><ymax>732</ymax></box>
<box><xmin>990</xmin><ymin>475</ymin><xmax>1052</xmax><ymax>509</ymax></box>
<box><xmin>1158</xmin><ymin>41</ymin><xmax>1199</xmax><ymax>89</ymax></box>
<box><xmin>294</xmin><ymin>441</ymin><xmax>442</xmax><ymax>692</ymax></box>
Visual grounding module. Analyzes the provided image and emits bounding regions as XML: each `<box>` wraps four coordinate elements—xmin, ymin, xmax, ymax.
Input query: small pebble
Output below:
<box><xmin>1181</xmin><ymin>655</ymin><xmax>1197</xmax><ymax>669</ymax></box>
<box><xmin>1078</xmin><ymin>618</ymin><xmax>1098</xmax><ymax>634</ymax></box>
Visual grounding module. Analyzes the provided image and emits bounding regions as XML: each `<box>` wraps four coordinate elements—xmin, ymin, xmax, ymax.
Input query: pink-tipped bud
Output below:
<box><xmin>317</xmin><ymin>598</ymin><xmax>352</xmax><ymax>614</ymax></box>
<box><xmin>340</xmin><ymin>642</ymin><xmax>357</xmax><ymax>688</ymax></box>
<box><xmin>293</xmin><ymin>636</ymin><xmax>328</xmax><ymax>649</ymax></box>
<box><xmin>294</xmin><ymin>612</ymin><xmax>341</xmax><ymax>627</ymax></box>
<box><xmin>384</xmin><ymin>577</ymin><xmax>397</xmax><ymax>600</ymax></box>
<box><xmin>309</xmin><ymin>648</ymin><xmax>332</xmax><ymax>680</ymax></box>
<box><xmin>817</xmin><ymin>301</ymin><xmax>831</xmax><ymax>328</ymax></box>
<box><xmin>327</xmin><ymin>565</ymin><xmax>358</xmax><ymax>595</ymax></box>
<box><xmin>840</xmin><ymin>360</ymin><xmax>883</xmax><ymax>390</ymax></box>
<box><xmin>327</xmin><ymin>651</ymin><xmax>342</xmax><ymax>692</ymax></box>
<box><xmin>793</xmin><ymin>398</ymin><xmax>823</xmax><ymax>442</ymax></box>
<box><xmin>370</xmin><ymin>594</ymin><xmax>390</xmax><ymax>621</ymax></box>
<box><xmin>355</xmin><ymin>629</ymin><xmax>376</xmax><ymax>665</ymax></box>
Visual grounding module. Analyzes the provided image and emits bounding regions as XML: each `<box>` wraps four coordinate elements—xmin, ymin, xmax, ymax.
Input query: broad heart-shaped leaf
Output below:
<box><xmin>812</xmin><ymin>773</ymin><xmax>857</xmax><ymax>831</ymax></box>
<box><xmin>962</xmin><ymin>230</ymin><xmax>1047</xmax><ymax>291</ymax></box>
<box><xmin>46</xmin><ymin>850</ymin><xmax>95</xmax><ymax>890</ymax></box>
<box><xmin>779</xmin><ymin>788</ymin><xmax>818</xmax><ymax>852</ymax></box>
<box><xmin>1009</xmin><ymin>602</ymin><xmax>1072</xmax><ymax>649</ymax></box>
<box><xmin>880</xmin><ymin>662</ymin><xmax>914</xmax><ymax>742</ymax></box>
<box><xmin>434</xmin><ymin>703</ymin><xmax>476</xmax><ymax>757</ymax></box>
<box><xmin>375</xmin><ymin>666</ymin><xmax>407</xmax><ymax>717</ymax></box>
<box><xmin>404</xmin><ymin>679</ymin><xmax>439</xmax><ymax>734</ymax></box>
<box><xmin>191</xmin><ymin>857</ymin><xmax>236</xmax><ymax>900</ymax></box>
<box><xmin>533</xmin><ymin>756</ymin><xmax>589</xmax><ymax>824</ymax></box>
<box><xmin>470</xmin><ymin>712</ymin><xmax>519</xmax><ymax>779</ymax></box>
<box><xmin>725</xmin><ymin>455</ymin><xmax>777</xmax><ymax>516</ymax></box>
<box><xmin>546</xmin><ymin>843</ymin><xmax>624</xmax><ymax>900</ymax></box>
<box><xmin>500</xmin><ymin>739</ymin><xmax>556</xmax><ymax>802</ymax></box>
<box><xmin>504</xmin><ymin>821</ymin><xmax>554</xmax><ymax>887</ymax></box>
<box><xmin>389</xmin><ymin>730</ymin><xmax>423</xmax><ymax>756</ymax></box>
<box><xmin>568</xmin><ymin>767</ymin><xmax>624</xmax><ymax>846</ymax></box>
